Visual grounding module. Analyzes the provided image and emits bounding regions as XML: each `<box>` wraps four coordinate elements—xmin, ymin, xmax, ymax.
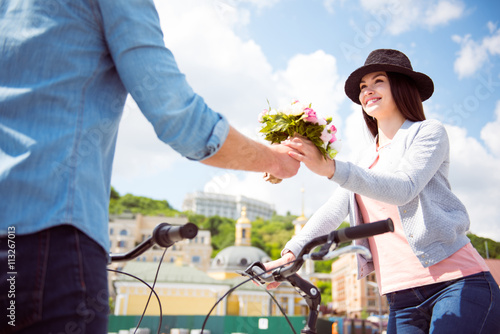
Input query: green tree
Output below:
<box><xmin>108</xmin><ymin>187</ymin><xmax>178</xmax><ymax>217</ymax></box>
<box><xmin>316</xmin><ymin>280</ymin><xmax>332</xmax><ymax>304</ymax></box>
<box><xmin>251</xmin><ymin>217</ymin><xmax>295</xmax><ymax>259</ymax></box>
<box><xmin>468</xmin><ymin>233</ymin><xmax>500</xmax><ymax>259</ymax></box>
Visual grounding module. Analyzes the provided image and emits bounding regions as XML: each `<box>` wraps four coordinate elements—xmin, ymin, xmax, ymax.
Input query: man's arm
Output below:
<box><xmin>201</xmin><ymin>126</ymin><xmax>300</xmax><ymax>179</ymax></box>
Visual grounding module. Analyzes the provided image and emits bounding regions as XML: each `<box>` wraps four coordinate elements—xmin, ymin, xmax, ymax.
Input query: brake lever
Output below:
<box><xmin>309</xmin><ymin>230</ymin><xmax>338</xmax><ymax>260</ymax></box>
<box><xmin>237</xmin><ymin>261</ymin><xmax>267</xmax><ymax>285</ymax></box>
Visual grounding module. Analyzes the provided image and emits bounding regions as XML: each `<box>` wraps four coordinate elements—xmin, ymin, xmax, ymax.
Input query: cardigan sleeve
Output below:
<box><xmin>331</xmin><ymin>120</ymin><xmax>449</xmax><ymax>206</ymax></box>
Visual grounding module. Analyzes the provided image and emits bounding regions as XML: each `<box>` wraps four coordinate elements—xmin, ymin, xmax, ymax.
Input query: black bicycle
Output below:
<box><xmin>109</xmin><ymin>218</ymin><xmax>394</xmax><ymax>334</ymax></box>
<box><xmin>239</xmin><ymin>218</ymin><xmax>394</xmax><ymax>334</ymax></box>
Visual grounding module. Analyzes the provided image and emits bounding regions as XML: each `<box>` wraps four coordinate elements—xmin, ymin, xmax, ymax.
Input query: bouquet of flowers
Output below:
<box><xmin>258</xmin><ymin>99</ymin><xmax>341</xmax><ymax>183</ymax></box>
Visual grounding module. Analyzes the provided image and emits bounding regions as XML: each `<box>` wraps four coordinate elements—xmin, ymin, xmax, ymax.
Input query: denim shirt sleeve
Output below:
<box><xmin>95</xmin><ymin>0</ymin><xmax>229</xmax><ymax>160</ymax></box>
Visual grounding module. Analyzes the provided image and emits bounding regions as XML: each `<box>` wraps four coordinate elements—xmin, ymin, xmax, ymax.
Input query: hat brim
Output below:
<box><xmin>344</xmin><ymin>64</ymin><xmax>434</xmax><ymax>105</ymax></box>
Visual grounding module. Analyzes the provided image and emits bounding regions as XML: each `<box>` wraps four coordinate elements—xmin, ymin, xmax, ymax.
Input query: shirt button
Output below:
<box><xmin>425</xmin><ymin>261</ymin><xmax>429</xmax><ymax>265</ymax></box>
<box><xmin>403</xmin><ymin>210</ymin><xmax>407</xmax><ymax>213</ymax></box>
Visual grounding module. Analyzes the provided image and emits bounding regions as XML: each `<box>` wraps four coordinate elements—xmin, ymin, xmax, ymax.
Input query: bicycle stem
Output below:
<box><xmin>287</xmin><ymin>274</ymin><xmax>321</xmax><ymax>334</ymax></box>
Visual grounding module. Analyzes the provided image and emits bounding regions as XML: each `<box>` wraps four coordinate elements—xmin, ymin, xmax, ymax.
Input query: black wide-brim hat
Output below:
<box><xmin>344</xmin><ymin>49</ymin><xmax>434</xmax><ymax>104</ymax></box>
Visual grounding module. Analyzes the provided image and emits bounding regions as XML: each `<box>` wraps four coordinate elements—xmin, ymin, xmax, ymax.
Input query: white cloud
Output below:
<box><xmin>453</xmin><ymin>22</ymin><xmax>500</xmax><ymax>78</ymax></box>
<box><xmin>424</xmin><ymin>0</ymin><xmax>465</xmax><ymax>27</ymax></box>
<box><xmin>358</xmin><ymin>0</ymin><xmax>466</xmax><ymax>35</ymax></box>
<box><xmin>323</xmin><ymin>0</ymin><xmax>347</xmax><ymax>14</ymax></box>
<box><xmin>112</xmin><ymin>98</ymin><xmax>180</xmax><ymax>179</ymax></box>
<box><xmin>445</xmin><ymin>124</ymin><xmax>500</xmax><ymax>240</ymax></box>
<box><xmin>480</xmin><ymin>100</ymin><xmax>500</xmax><ymax>157</ymax></box>
<box><xmin>272</xmin><ymin>50</ymin><xmax>345</xmax><ymax>126</ymax></box>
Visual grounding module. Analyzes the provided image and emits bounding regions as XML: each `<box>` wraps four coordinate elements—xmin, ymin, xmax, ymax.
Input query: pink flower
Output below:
<box><xmin>329</xmin><ymin>124</ymin><xmax>337</xmax><ymax>134</ymax></box>
<box><xmin>303</xmin><ymin>108</ymin><xmax>318</xmax><ymax>123</ymax></box>
<box><xmin>330</xmin><ymin>133</ymin><xmax>337</xmax><ymax>143</ymax></box>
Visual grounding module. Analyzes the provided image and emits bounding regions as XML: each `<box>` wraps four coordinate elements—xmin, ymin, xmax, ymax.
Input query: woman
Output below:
<box><xmin>267</xmin><ymin>49</ymin><xmax>500</xmax><ymax>333</ymax></box>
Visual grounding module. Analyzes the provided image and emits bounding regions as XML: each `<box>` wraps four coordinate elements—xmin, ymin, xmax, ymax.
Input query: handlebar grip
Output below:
<box><xmin>333</xmin><ymin>218</ymin><xmax>394</xmax><ymax>243</ymax></box>
<box><xmin>153</xmin><ymin>222</ymin><xmax>198</xmax><ymax>247</ymax></box>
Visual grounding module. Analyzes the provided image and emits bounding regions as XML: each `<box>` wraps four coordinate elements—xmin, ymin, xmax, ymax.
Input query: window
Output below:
<box><xmin>192</xmin><ymin>256</ymin><xmax>201</xmax><ymax>263</ymax></box>
<box><xmin>120</xmin><ymin>229</ymin><xmax>128</xmax><ymax>236</ymax></box>
<box><xmin>118</xmin><ymin>240</ymin><xmax>127</xmax><ymax>248</ymax></box>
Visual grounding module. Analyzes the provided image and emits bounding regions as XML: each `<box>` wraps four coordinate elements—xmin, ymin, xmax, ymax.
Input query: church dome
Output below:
<box><xmin>211</xmin><ymin>245</ymin><xmax>271</xmax><ymax>272</ymax></box>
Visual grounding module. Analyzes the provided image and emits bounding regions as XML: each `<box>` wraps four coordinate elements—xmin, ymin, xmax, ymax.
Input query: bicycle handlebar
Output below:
<box><xmin>330</xmin><ymin>217</ymin><xmax>394</xmax><ymax>244</ymax></box>
<box><xmin>109</xmin><ymin>222</ymin><xmax>198</xmax><ymax>262</ymax></box>
<box><xmin>153</xmin><ymin>222</ymin><xmax>198</xmax><ymax>247</ymax></box>
<box><xmin>243</xmin><ymin>218</ymin><xmax>394</xmax><ymax>284</ymax></box>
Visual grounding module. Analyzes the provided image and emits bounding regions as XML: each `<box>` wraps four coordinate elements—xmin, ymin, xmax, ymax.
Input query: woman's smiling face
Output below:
<box><xmin>359</xmin><ymin>71</ymin><xmax>398</xmax><ymax>119</ymax></box>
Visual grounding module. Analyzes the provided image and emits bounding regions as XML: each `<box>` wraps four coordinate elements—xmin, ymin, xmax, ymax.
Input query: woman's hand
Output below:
<box><xmin>263</xmin><ymin>251</ymin><xmax>296</xmax><ymax>290</ymax></box>
<box><xmin>283</xmin><ymin>135</ymin><xmax>336</xmax><ymax>179</ymax></box>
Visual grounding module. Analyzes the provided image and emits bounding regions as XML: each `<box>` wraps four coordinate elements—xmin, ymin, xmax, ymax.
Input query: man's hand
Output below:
<box><xmin>266</xmin><ymin>143</ymin><xmax>301</xmax><ymax>180</ymax></box>
<box><xmin>283</xmin><ymin>135</ymin><xmax>336</xmax><ymax>179</ymax></box>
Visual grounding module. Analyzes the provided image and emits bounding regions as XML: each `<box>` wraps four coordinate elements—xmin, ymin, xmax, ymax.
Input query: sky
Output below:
<box><xmin>111</xmin><ymin>0</ymin><xmax>500</xmax><ymax>242</ymax></box>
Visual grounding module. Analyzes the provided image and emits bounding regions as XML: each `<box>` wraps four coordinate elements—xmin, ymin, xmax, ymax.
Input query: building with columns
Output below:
<box><xmin>182</xmin><ymin>191</ymin><xmax>275</xmax><ymax>221</ymax></box>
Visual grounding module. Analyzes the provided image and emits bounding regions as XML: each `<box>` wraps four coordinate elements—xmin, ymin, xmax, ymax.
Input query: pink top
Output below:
<box><xmin>355</xmin><ymin>144</ymin><xmax>489</xmax><ymax>295</ymax></box>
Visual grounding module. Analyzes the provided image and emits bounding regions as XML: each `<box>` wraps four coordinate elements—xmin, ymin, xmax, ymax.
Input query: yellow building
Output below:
<box><xmin>113</xmin><ymin>261</ymin><xmax>272</xmax><ymax>316</ymax></box>
<box><xmin>109</xmin><ymin>214</ymin><xmax>212</xmax><ymax>271</ymax></box>
<box><xmin>113</xmin><ymin>208</ymin><xmax>310</xmax><ymax>317</ymax></box>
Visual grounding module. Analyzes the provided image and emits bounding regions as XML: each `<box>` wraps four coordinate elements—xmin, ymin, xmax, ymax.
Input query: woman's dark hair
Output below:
<box><xmin>362</xmin><ymin>71</ymin><xmax>426</xmax><ymax>138</ymax></box>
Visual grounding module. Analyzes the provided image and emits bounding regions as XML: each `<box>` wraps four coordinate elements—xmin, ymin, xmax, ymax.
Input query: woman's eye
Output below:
<box><xmin>360</xmin><ymin>84</ymin><xmax>367</xmax><ymax>90</ymax></box>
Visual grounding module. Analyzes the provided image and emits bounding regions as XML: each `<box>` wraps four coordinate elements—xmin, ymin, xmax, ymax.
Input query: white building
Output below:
<box><xmin>182</xmin><ymin>192</ymin><xmax>275</xmax><ymax>221</ymax></box>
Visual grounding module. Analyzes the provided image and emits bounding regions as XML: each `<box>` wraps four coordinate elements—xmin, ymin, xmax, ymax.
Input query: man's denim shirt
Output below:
<box><xmin>0</xmin><ymin>0</ymin><xmax>229</xmax><ymax>252</ymax></box>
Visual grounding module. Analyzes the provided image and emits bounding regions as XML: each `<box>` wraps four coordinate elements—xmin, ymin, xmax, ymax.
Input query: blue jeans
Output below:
<box><xmin>386</xmin><ymin>271</ymin><xmax>500</xmax><ymax>333</ymax></box>
<box><xmin>0</xmin><ymin>225</ymin><xmax>109</xmax><ymax>333</ymax></box>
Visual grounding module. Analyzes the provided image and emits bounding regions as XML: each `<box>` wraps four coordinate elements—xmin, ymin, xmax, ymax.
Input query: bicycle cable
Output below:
<box><xmin>133</xmin><ymin>248</ymin><xmax>167</xmax><ymax>334</ymax></box>
<box><xmin>201</xmin><ymin>258</ymin><xmax>301</xmax><ymax>334</ymax></box>
<box><xmin>107</xmin><ymin>248</ymin><xmax>166</xmax><ymax>334</ymax></box>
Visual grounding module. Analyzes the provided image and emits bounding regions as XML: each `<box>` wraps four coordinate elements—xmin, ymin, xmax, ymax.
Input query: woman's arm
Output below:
<box><xmin>287</xmin><ymin>120</ymin><xmax>450</xmax><ymax>206</ymax></box>
<box><xmin>282</xmin><ymin>186</ymin><xmax>350</xmax><ymax>257</ymax></box>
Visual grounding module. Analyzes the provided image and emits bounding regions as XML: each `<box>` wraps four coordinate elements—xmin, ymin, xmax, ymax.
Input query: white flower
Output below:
<box><xmin>331</xmin><ymin>139</ymin><xmax>342</xmax><ymax>152</ymax></box>
<box><xmin>279</xmin><ymin>100</ymin><xmax>306</xmax><ymax>116</ymax></box>
<box><xmin>320</xmin><ymin>127</ymin><xmax>333</xmax><ymax>144</ymax></box>
<box><xmin>317</xmin><ymin>117</ymin><xmax>327</xmax><ymax>126</ymax></box>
